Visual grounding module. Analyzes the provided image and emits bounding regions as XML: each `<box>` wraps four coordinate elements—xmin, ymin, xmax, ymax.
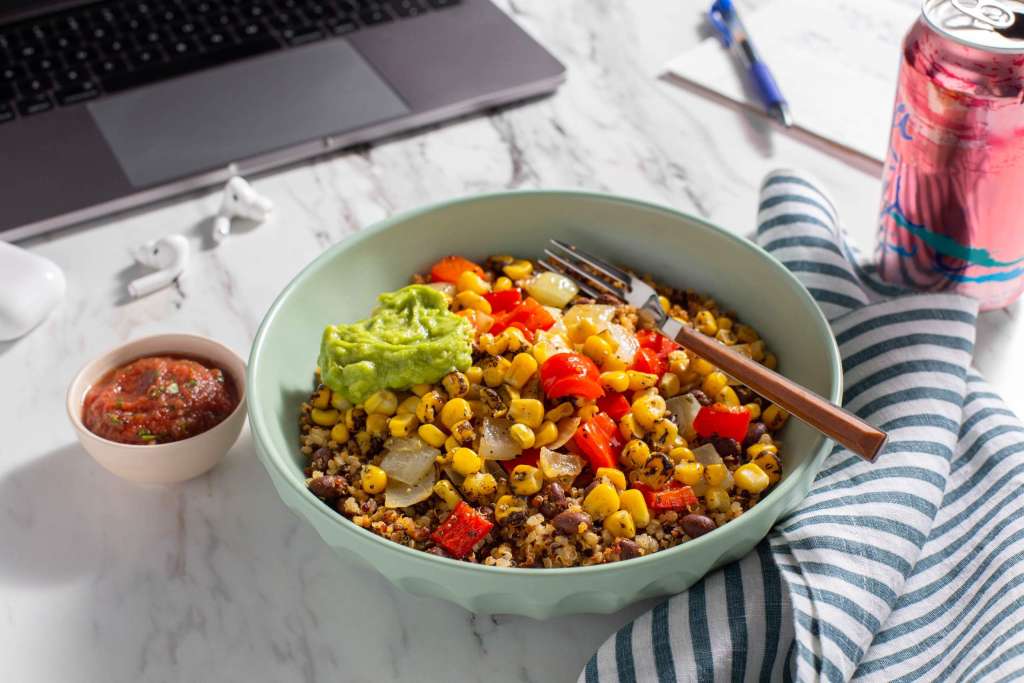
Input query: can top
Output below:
<box><xmin>923</xmin><ymin>0</ymin><xmax>1024</xmax><ymax>52</ymax></box>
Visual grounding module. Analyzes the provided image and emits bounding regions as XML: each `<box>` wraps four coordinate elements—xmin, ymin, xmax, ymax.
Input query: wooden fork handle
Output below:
<box><xmin>671</xmin><ymin>325</ymin><xmax>887</xmax><ymax>461</ymax></box>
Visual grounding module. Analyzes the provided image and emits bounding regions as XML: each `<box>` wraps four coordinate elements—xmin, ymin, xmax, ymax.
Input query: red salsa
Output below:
<box><xmin>82</xmin><ymin>356</ymin><xmax>238</xmax><ymax>445</ymax></box>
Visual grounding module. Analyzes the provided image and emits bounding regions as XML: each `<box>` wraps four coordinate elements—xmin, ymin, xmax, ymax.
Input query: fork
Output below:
<box><xmin>542</xmin><ymin>240</ymin><xmax>887</xmax><ymax>461</ymax></box>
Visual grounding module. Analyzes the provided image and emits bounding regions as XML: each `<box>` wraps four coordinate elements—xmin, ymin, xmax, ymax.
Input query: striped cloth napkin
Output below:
<box><xmin>581</xmin><ymin>170</ymin><xmax>1024</xmax><ymax>682</ymax></box>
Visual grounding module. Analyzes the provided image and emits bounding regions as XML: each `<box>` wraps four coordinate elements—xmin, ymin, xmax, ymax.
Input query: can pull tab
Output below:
<box><xmin>951</xmin><ymin>0</ymin><xmax>1016</xmax><ymax>29</ymax></box>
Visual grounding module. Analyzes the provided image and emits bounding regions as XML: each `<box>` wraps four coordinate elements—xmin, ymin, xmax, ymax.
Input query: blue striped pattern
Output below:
<box><xmin>582</xmin><ymin>170</ymin><xmax>1024</xmax><ymax>682</ymax></box>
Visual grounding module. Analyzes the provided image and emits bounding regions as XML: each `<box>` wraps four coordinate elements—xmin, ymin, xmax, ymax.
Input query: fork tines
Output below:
<box><xmin>542</xmin><ymin>240</ymin><xmax>629</xmax><ymax>301</ymax></box>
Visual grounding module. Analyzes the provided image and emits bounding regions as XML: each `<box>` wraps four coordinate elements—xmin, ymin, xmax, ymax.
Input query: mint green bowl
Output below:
<box><xmin>248</xmin><ymin>191</ymin><xmax>841</xmax><ymax>618</ymax></box>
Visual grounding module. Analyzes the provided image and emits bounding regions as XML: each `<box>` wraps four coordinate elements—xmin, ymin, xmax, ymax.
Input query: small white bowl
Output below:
<box><xmin>67</xmin><ymin>333</ymin><xmax>247</xmax><ymax>484</ymax></box>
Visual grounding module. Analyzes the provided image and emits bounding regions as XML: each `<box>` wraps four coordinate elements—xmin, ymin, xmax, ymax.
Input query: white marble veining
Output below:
<box><xmin>2</xmin><ymin>1</ymin><xmax>1022</xmax><ymax>681</ymax></box>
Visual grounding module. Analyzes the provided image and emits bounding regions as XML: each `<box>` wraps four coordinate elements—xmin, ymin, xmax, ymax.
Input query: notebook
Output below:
<box><xmin>665</xmin><ymin>0</ymin><xmax>922</xmax><ymax>164</ymax></box>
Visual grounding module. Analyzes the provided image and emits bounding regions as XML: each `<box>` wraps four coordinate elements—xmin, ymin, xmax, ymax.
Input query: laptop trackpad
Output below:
<box><xmin>89</xmin><ymin>40</ymin><xmax>410</xmax><ymax>188</ymax></box>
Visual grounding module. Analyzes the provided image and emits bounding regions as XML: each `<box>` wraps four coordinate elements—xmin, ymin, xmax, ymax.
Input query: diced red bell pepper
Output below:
<box><xmin>431</xmin><ymin>501</ymin><xmax>494</xmax><ymax>558</ymax></box>
<box><xmin>634</xmin><ymin>482</ymin><xmax>698</xmax><ymax>511</ymax></box>
<box><xmin>500</xmin><ymin>448</ymin><xmax>540</xmax><ymax>474</ymax></box>
<box><xmin>540</xmin><ymin>352</ymin><xmax>604</xmax><ymax>400</ymax></box>
<box><xmin>597</xmin><ymin>392</ymin><xmax>631</xmax><ymax>421</ymax></box>
<box><xmin>693</xmin><ymin>403</ymin><xmax>751</xmax><ymax>442</ymax></box>
<box><xmin>631</xmin><ymin>347</ymin><xmax>666</xmax><ymax>377</ymax></box>
<box><xmin>429</xmin><ymin>255</ymin><xmax>485</xmax><ymax>284</ymax></box>
<box><xmin>636</xmin><ymin>329</ymin><xmax>682</xmax><ymax>357</ymax></box>
<box><xmin>483</xmin><ymin>288</ymin><xmax>522</xmax><ymax>313</ymax></box>
<box><xmin>573</xmin><ymin>412</ymin><xmax>623</xmax><ymax>471</ymax></box>
<box><xmin>489</xmin><ymin>297</ymin><xmax>555</xmax><ymax>336</ymax></box>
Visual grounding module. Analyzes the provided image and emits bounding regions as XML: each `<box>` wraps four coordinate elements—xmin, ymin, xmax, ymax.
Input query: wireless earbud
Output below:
<box><xmin>212</xmin><ymin>176</ymin><xmax>273</xmax><ymax>243</ymax></box>
<box><xmin>127</xmin><ymin>234</ymin><xmax>190</xmax><ymax>299</ymax></box>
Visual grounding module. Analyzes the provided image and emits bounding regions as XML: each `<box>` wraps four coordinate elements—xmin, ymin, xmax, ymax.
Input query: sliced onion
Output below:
<box><xmin>667</xmin><ymin>394</ymin><xmax>703</xmax><ymax>433</ymax></box>
<box><xmin>478</xmin><ymin>417</ymin><xmax>522</xmax><ymax>460</ymax></box>
<box><xmin>539</xmin><ymin>448</ymin><xmax>584</xmax><ymax>481</ymax></box>
<box><xmin>442</xmin><ymin>465</ymin><xmax>465</xmax><ymax>487</ymax></box>
<box><xmin>384</xmin><ymin>467</ymin><xmax>436</xmax><ymax>508</ymax></box>
<box><xmin>379</xmin><ymin>437</ymin><xmax>440</xmax><ymax>484</ymax></box>
<box><xmin>548</xmin><ymin>416</ymin><xmax>581</xmax><ymax>451</ymax></box>
<box><xmin>525</xmin><ymin>271</ymin><xmax>579</xmax><ymax>308</ymax></box>
<box><xmin>563</xmin><ymin>304</ymin><xmax>616</xmax><ymax>331</ymax></box>
<box><xmin>426</xmin><ymin>282</ymin><xmax>456</xmax><ymax>299</ymax></box>
<box><xmin>606</xmin><ymin>323</ymin><xmax>638</xmax><ymax>365</ymax></box>
<box><xmin>693</xmin><ymin>443</ymin><xmax>723</xmax><ymax>466</ymax></box>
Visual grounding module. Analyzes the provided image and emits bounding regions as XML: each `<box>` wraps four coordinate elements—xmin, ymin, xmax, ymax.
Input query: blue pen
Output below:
<box><xmin>708</xmin><ymin>0</ymin><xmax>792</xmax><ymax>127</ymax></box>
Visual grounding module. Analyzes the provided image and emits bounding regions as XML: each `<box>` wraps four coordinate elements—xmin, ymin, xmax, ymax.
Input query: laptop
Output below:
<box><xmin>0</xmin><ymin>0</ymin><xmax>565</xmax><ymax>241</ymax></box>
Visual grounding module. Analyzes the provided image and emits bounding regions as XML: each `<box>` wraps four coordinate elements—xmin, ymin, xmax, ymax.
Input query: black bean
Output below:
<box><xmin>690</xmin><ymin>389</ymin><xmax>712</xmax><ymax>406</ymax></box>
<box><xmin>540</xmin><ymin>482</ymin><xmax>569</xmax><ymax>518</ymax></box>
<box><xmin>618</xmin><ymin>539</ymin><xmax>642</xmax><ymax>560</ymax></box>
<box><xmin>309</xmin><ymin>447</ymin><xmax>333</xmax><ymax>473</ymax></box>
<box><xmin>734</xmin><ymin>386</ymin><xmax>755</xmax><ymax>404</ymax></box>
<box><xmin>712</xmin><ymin>437</ymin><xmax>741</xmax><ymax>459</ymax></box>
<box><xmin>743</xmin><ymin>422</ymin><xmax>768</xmax><ymax>449</ymax></box>
<box><xmin>552</xmin><ymin>510</ymin><xmax>592</xmax><ymax>535</ymax></box>
<box><xmin>681</xmin><ymin>514</ymin><xmax>716</xmax><ymax>538</ymax></box>
<box><xmin>308</xmin><ymin>475</ymin><xmax>348</xmax><ymax>501</ymax></box>
<box><xmin>501</xmin><ymin>511</ymin><xmax>528</xmax><ymax>527</ymax></box>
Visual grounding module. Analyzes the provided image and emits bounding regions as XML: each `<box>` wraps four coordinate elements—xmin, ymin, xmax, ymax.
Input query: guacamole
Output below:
<box><xmin>318</xmin><ymin>284</ymin><xmax>473</xmax><ymax>404</ymax></box>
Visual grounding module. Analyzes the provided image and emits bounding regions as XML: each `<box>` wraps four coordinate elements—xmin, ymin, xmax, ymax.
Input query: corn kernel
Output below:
<box><xmin>631</xmin><ymin>393</ymin><xmax>667</xmax><ymax>430</ymax></box>
<box><xmin>456</xmin><ymin>269</ymin><xmax>491</xmax><ymax>295</ymax></box>
<box><xmin>433</xmin><ymin>479</ymin><xmax>462</xmax><ymax>509</ymax></box>
<box><xmin>456</xmin><ymin>290</ymin><xmax>492</xmax><ymax>314</ymax></box>
<box><xmin>604</xmin><ymin>510</ymin><xmax>636</xmax><ymax>539</ymax></box>
<box><xmin>452</xmin><ymin>447</ymin><xmax>483</xmax><ymax>476</ymax></box>
<box><xmin>344</xmin><ymin>407</ymin><xmax>359</xmax><ymax>430</ymax></box>
<box><xmin>495</xmin><ymin>494</ymin><xmax>527</xmax><ymax>522</ymax></box>
<box><xmin>503</xmin><ymin>259</ymin><xmax>533</xmax><ymax>280</ymax></box>
<box><xmin>716</xmin><ymin>328</ymin><xmax>738</xmax><ymax>345</ymax></box>
<box><xmin>702</xmin><ymin>372</ymin><xmax>729</xmax><ymax>399</ymax></box>
<box><xmin>668</xmin><ymin>350</ymin><xmax>690</xmax><ymax>377</ymax></box>
<box><xmin>411</xmin><ymin>383</ymin><xmax>432</xmax><ymax>397</ymax></box>
<box><xmin>745</xmin><ymin>402</ymin><xmax>762</xmax><ymax>420</ymax></box>
<box><xmin>531</xmin><ymin>341</ymin><xmax>556</xmax><ymax>364</ymax></box>
<box><xmin>747</xmin><ymin>442</ymin><xmax>778</xmax><ymax>458</ymax></box>
<box><xmin>310</xmin><ymin>408</ymin><xmax>340</xmax><ymax>427</ymax></box>
<box><xmin>695</xmin><ymin>310</ymin><xmax>718</xmax><ymax>336</ymax></box>
<box><xmin>602</xmin><ymin>354</ymin><xmax>629</xmax><ymax>372</ymax></box>
<box><xmin>658</xmin><ymin>295</ymin><xmax>671</xmax><ymax>310</ymax></box>
<box><xmin>462</xmin><ymin>472</ymin><xmax>498</xmax><ymax>501</ymax></box>
<box><xmin>310</xmin><ymin>386</ymin><xmax>331</xmax><ymax>410</ymax></box>
<box><xmin>545</xmin><ymin>402</ymin><xmax>574</xmax><ymax>422</ymax></box>
<box><xmin>649</xmin><ymin>418</ymin><xmax>679</xmax><ymax>451</ymax></box>
<box><xmin>396</xmin><ymin>395</ymin><xmax>420</xmax><ymax>416</ymax></box>
<box><xmin>704</xmin><ymin>486</ymin><xmax>731</xmax><ymax>511</ymax></box>
<box><xmin>450</xmin><ymin>419</ymin><xmax>475</xmax><ymax>443</ymax></box>
<box><xmin>577</xmin><ymin>402</ymin><xmax>599</xmax><ymax>421</ymax></box>
<box><xmin>599</xmin><ymin>371</ymin><xmax>630</xmax><ymax>393</ymax></box>
<box><xmin>355</xmin><ymin>431</ymin><xmax>372</xmax><ymax>454</ymax></box>
<box><xmin>691</xmin><ymin>357</ymin><xmax>716</xmax><ymax>376</ymax></box>
<box><xmin>618</xmin><ymin>489</ymin><xmax>650</xmax><ymax>528</ymax></box>
<box><xmin>418</xmin><ymin>423</ymin><xmax>447</xmax><ymax>448</ymax></box>
<box><xmin>583</xmin><ymin>483</ymin><xmax>620</xmax><ymax>520</ymax></box>
<box><xmin>619</xmin><ymin>413</ymin><xmax>645</xmax><ymax>441</ymax></box>
<box><xmin>764</xmin><ymin>352</ymin><xmax>778</xmax><ymax>370</ymax></box>
<box><xmin>716</xmin><ymin>386</ymin><xmax>740</xmax><ymax>407</ymax></box>
<box><xmin>627</xmin><ymin>370</ymin><xmax>658</xmax><ymax>392</ymax></box>
<box><xmin>493</xmin><ymin>276</ymin><xmax>513</xmax><ymax>292</ymax></box>
<box><xmin>416</xmin><ymin>390</ymin><xmax>444</xmax><ymax>423</ymax></box>
<box><xmin>330</xmin><ymin>423</ymin><xmax>350</xmax><ymax>444</ymax></box>
<box><xmin>705</xmin><ymin>463</ymin><xmax>728</xmax><ymax>486</ymax></box>
<box><xmin>444</xmin><ymin>435</ymin><xmax>461</xmax><ymax>453</ymax></box>
<box><xmin>716</xmin><ymin>316</ymin><xmax>733</xmax><ymax>331</ymax></box>
<box><xmin>675</xmin><ymin>462</ymin><xmax>704</xmax><ymax>486</ymax></box>
<box><xmin>440</xmin><ymin>397</ymin><xmax>473</xmax><ymax>429</ymax></box>
<box><xmin>509</xmin><ymin>423</ymin><xmax>536</xmax><ymax>449</ymax></box>
<box><xmin>638</xmin><ymin>452</ymin><xmax>673</xmax><ymax>489</ymax></box>
<box><xmin>596</xmin><ymin>466</ymin><xmax>627</xmax><ymax>490</ymax></box>
<box><xmin>735</xmin><ymin>463</ymin><xmax>771</xmax><ymax>493</ymax></box>
<box><xmin>533</xmin><ymin>420</ymin><xmax>558</xmax><ymax>448</ymax></box>
<box><xmin>659</xmin><ymin>372</ymin><xmax>681</xmax><ymax>397</ymax></box>
<box><xmin>442</xmin><ymin>371</ymin><xmax>471</xmax><ymax>398</ymax></box>
<box><xmin>330</xmin><ymin>392</ymin><xmax>351</xmax><ymax>412</ymax></box>
<box><xmin>361</xmin><ymin>465</ymin><xmax>387</xmax><ymax>494</ymax></box>
<box><xmin>509</xmin><ymin>398</ymin><xmax>544</xmax><ymax>429</ymax></box>
<box><xmin>753</xmin><ymin>452</ymin><xmax>782</xmax><ymax>484</ymax></box>
<box><xmin>466</xmin><ymin>365</ymin><xmax>484</xmax><ymax>385</ymax></box>
<box><xmin>763</xmin><ymin>404</ymin><xmax>789</xmax><ymax>430</ymax></box>
<box><xmin>500</xmin><ymin>327</ymin><xmax>530</xmax><ymax>353</ymax></box>
<box><xmin>364</xmin><ymin>389</ymin><xmax>398</xmax><ymax>416</ymax></box>
<box><xmin>510</xmin><ymin>464</ymin><xmax>544</xmax><ymax>495</ymax></box>
<box><xmin>582</xmin><ymin>334</ymin><xmax>613</xmax><ymax>365</ymax></box>
<box><xmin>620</xmin><ymin>439</ymin><xmax>651</xmax><ymax>469</ymax></box>
<box><xmin>482</xmin><ymin>356</ymin><xmax>512</xmax><ymax>387</ymax></box>
<box><xmin>669</xmin><ymin>446</ymin><xmax>695</xmax><ymax>463</ymax></box>
<box><xmin>389</xmin><ymin>413</ymin><xmax>419</xmax><ymax>438</ymax></box>
<box><xmin>735</xmin><ymin>324</ymin><xmax>760</xmax><ymax>343</ymax></box>
<box><xmin>365</xmin><ymin>413</ymin><xmax>388</xmax><ymax>435</ymax></box>
<box><xmin>506</xmin><ymin>352</ymin><xmax>538</xmax><ymax>390</ymax></box>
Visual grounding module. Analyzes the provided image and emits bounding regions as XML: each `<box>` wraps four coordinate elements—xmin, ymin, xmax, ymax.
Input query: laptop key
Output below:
<box><xmin>16</xmin><ymin>94</ymin><xmax>53</xmax><ymax>116</ymax></box>
<box><xmin>92</xmin><ymin>57</ymin><xmax>127</xmax><ymax>76</ymax></box>
<box><xmin>16</xmin><ymin>76</ymin><xmax>52</xmax><ymax>95</ymax></box>
<box><xmin>389</xmin><ymin>0</ymin><xmax>427</xmax><ymax>17</ymax></box>
<box><xmin>281</xmin><ymin>25</ymin><xmax>323</xmax><ymax>46</ymax></box>
<box><xmin>426</xmin><ymin>0</ymin><xmax>459</xmax><ymax>7</ymax></box>
<box><xmin>0</xmin><ymin>102</ymin><xmax>14</xmax><ymax>124</ymax></box>
<box><xmin>66</xmin><ymin>47</ymin><xmax>98</xmax><ymax>64</ymax></box>
<box><xmin>0</xmin><ymin>83</ymin><xmax>13</xmax><ymax>102</ymax></box>
<box><xmin>56</xmin><ymin>81</ymin><xmax>100</xmax><ymax>106</ymax></box>
<box><xmin>325</xmin><ymin>16</ymin><xmax>358</xmax><ymax>35</ymax></box>
<box><xmin>2</xmin><ymin>65</ymin><xmax>27</xmax><ymax>83</ymax></box>
<box><xmin>359</xmin><ymin>8</ymin><xmax>393</xmax><ymax>25</ymax></box>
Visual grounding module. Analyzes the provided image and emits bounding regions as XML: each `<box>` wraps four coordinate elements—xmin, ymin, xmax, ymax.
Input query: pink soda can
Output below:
<box><xmin>877</xmin><ymin>0</ymin><xmax>1024</xmax><ymax>310</ymax></box>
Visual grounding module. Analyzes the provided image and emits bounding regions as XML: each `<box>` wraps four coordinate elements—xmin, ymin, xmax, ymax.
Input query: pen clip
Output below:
<box><xmin>708</xmin><ymin>0</ymin><xmax>736</xmax><ymax>48</ymax></box>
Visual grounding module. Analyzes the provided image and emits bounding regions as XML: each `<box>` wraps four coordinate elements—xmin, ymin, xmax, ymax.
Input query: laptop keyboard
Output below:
<box><xmin>0</xmin><ymin>0</ymin><xmax>460</xmax><ymax>123</ymax></box>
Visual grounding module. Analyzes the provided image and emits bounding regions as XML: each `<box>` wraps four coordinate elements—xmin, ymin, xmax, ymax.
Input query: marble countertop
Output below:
<box><xmin>3</xmin><ymin>1</ymin><xmax>1022</xmax><ymax>681</ymax></box>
